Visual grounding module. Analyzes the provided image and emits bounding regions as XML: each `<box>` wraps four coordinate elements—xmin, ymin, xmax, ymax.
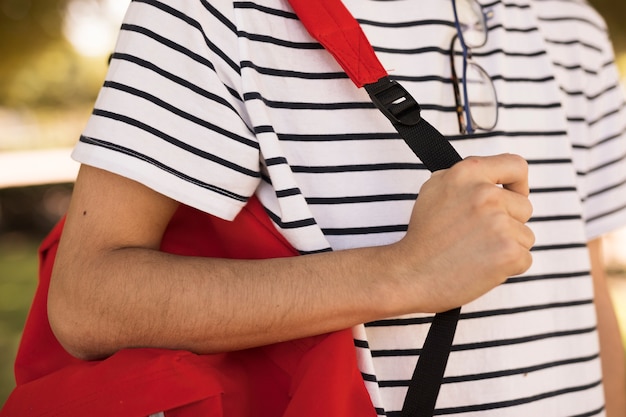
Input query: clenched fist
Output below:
<box><xmin>387</xmin><ymin>154</ymin><xmax>535</xmax><ymax>314</ymax></box>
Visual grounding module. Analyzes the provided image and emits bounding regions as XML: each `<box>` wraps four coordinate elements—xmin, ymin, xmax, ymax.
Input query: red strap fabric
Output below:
<box><xmin>288</xmin><ymin>0</ymin><xmax>387</xmax><ymax>87</ymax></box>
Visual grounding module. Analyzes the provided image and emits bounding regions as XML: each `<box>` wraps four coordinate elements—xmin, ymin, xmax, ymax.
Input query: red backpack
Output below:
<box><xmin>1</xmin><ymin>197</ymin><xmax>376</xmax><ymax>416</ymax></box>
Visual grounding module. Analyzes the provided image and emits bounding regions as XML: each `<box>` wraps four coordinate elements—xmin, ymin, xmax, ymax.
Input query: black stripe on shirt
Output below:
<box><xmin>366</xmin><ymin>299</ymin><xmax>592</xmax><ymax>327</ymax></box>
<box><xmin>427</xmin><ymin>380</ymin><xmax>603</xmax><ymax>415</ymax></box>
<box><xmin>234</xmin><ymin>1</ymin><xmax>297</xmax><ymax>20</ymax></box>
<box><xmin>91</xmin><ymin>108</ymin><xmax>259</xmax><ymax>177</ymax></box>
<box><xmin>506</xmin><ymin>270</ymin><xmax>589</xmax><ymax>284</ymax></box>
<box><xmin>306</xmin><ymin>194</ymin><xmax>417</xmax><ymax>205</ymax></box>
<box><xmin>377</xmin><ymin>353</ymin><xmax>599</xmax><ymax>387</ymax></box>
<box><xmin>322</xmin><ymin>224</ymin><xmax>408</xmax><ymax>236</ymax></box>
<box><xmin>241</xmin><ymin>60</ymin><xmax>348</xmax><ymax>80</ymax></box>
<box><xmin>264</xmin><ymin>209</ymin><xmax>318</xmax><ymax>229</ymax></box>
<box><xmin>133</xmin><ymin>0</ymin><xmax>240</xmax><ymax>72</ymax></box>
<box><xmin>111</xmin><ymin>51</ymin><xmax>242</xmax><ymax>108</ymax></box>
<box><xmin>369</xmin><ymin>326</ymin><xmax>596</xmax><ymax>357</ymax></box>
<box><xmin>382</xmin><ymin>379</ymin><xmax>603</xmax><ymax>416</ymax></box>
<box><xmin>102</xmin><ymin>81</ymin><xmax>257</xmax><ymax>148</ymax></box>
<box><xmin>78</xmin><ymin>135</ymin><xmax>249</xmax><ymax>201</ymax></box>
<box><xmin>588</xmin><ymin>201</ymin><xmax>626</xmax><ymax>224</ymax></box>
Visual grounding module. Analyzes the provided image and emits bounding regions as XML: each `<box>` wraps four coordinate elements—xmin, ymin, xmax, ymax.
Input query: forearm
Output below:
<box><xmin>49</xmin><ymin>242</ymin><xmax>401</xmax><ymax>359</ymax></box>
<box><xmin>588</xmin><ymin>239</ymin><xmax>626</xmax><ymax>417</ymax></box>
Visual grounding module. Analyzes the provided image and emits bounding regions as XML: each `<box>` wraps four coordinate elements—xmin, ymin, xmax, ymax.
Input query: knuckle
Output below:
<box><xmin>471</xmin><ymin>183</ymin><xmax>501</xmax><ymax>210</ymax></box>
<box><xmin>458</xmin><ymin>156</ymin><xmax>483</xmax><ymax>174</ymax></box>
<box><xmin>452</xmin><ymin>156</ymin><xmax>482</xmax><ymax>178</ymax></box>
<box><xmin>495</xmin><ymin>236</ymin><xmax>533</xmax><ymax>276</ymax></box>
<box><xmin>511</xmin><ymin>153</ymin><xmax>529</xmax><ymax>169</ymax></box>
<box><xmin>525</xmin><ymin>226</ymin><xmax>536</xmax><ymax>249</ymax></box>
<box><xmin>523</xmin><ymin>199</ymin><xmax>534</xmax><ymax>221</ymax></box>
<box><xmin>512</xmin><ymin>251</ymin><xmax>533</xmax><ymax>276</ymax></box>
<box><xmin>499</xmin><ymin>152</ymin><xmax>528</xmax><ymax>170</ymax></box>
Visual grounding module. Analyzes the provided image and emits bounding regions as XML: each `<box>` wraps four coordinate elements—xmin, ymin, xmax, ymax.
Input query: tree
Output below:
<box><xmin>0</xmin><ymin>0</ymin><xmax>107</xmax><ymax>108</ymax></box>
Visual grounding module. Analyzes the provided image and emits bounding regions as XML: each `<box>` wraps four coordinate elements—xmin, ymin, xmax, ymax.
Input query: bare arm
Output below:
<box><xmin>588</xmin><ymin>238</ymin><xmax>626</xmax><ymax>417</ymax></box>
<box><xmin>48</xmin><ymin>154</ymin><xmax>534</xmax><ymax>360</ymax></box>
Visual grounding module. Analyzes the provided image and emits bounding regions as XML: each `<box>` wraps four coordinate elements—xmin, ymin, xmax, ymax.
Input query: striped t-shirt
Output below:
<box><xmin>73</xmin><ymin>0</ymin><xmax>626</xmax><ymax>415</ymax></box>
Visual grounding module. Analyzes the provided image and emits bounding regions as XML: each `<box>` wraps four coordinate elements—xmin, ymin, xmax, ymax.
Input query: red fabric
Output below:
<box><xmin>287</xmin><ymin>0</ymin><xmax>387</xmax><ymax>87</ymax></box>
<box><xmin>0</xmin><ymin>196</ymin><xmax>376</xmax><ymax>417</ymax></box>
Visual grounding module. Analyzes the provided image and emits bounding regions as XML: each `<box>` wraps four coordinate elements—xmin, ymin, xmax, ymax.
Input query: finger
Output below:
<box><xmin>509</xmin><ymin>243</ymin><xmax>534</xmax><ymax>277</ymax></box>
<box><xmin>501</xmin><ymin>188</ymin><xmax>534</xmax><ymax>223</ymax></box>
<box><xmin>464</xmin><ymin>154</ymin><xmax>529</xmax><ymax>196</ymax></box>
<box><xmin>512</xmin><ymin>224</ymin><xmax>535</xmax><ymax>275</ymax></box>
<box><xmin>499</xmin><ymin>221</ymin><xmax>535</xmax><ymax>276</ymax></box>
<box><xmin>514</xmin><ymin>221</ymin><xmax>536</xmax><ymax>250</ymax></box>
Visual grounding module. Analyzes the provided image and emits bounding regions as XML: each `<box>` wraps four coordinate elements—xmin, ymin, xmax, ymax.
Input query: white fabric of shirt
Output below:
<box><xmin>73</xmin><ymin>0</ymin><xmax>626</xmax><ymax>415</ymax></box>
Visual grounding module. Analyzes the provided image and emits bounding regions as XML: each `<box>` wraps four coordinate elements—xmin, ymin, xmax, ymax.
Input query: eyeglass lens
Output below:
<box><xmin>456</xmin><ymin>55</ymin><xmax>498</xmax><ymax>130</ymax></box>
<box><xmin>452</xmin><ymin>0</ymin><xmax>498</xmax><ymax>133</ymax></box>
<box><xmin>455</xmin><ymin>0</ymin><xmax>488</xmax><ymax>48</ymax></box>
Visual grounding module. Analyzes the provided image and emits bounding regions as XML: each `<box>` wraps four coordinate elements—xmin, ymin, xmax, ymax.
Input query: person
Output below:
<box><xmin>38</xmin><ymin>0</ymin><xmax>626</xmax><ymax>415</ymax></box>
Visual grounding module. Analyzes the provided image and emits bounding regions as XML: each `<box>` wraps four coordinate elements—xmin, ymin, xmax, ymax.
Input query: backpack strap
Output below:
<box><xmin>287</xmin><ymin>1</ymin><xmax>462</xmax><ymax>415</ymax></box>
<box><xmin>286</xmin><ymin>0</ymin><xmax>386</xmax><ymax>87</ymax></box>
<box><xmin>287</xmin><ymin>0</ymin><xmax>461</xmax><ymax>172</ymax></box>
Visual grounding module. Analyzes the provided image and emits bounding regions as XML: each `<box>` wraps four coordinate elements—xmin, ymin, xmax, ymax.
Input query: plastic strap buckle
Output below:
<box><xmin>365</xmin><ymin>77</ymin><xmax>422</xmax><ymax>126</ymax></box>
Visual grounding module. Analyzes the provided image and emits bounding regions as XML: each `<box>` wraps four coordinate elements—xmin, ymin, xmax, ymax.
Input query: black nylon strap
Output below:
<box><xmin>364</xmin><ymin>77</ymin><xmax>462</xmax><ymax>172</ymax></box>
<box><xmin>365</xmin><ymin>76</ymin><xmax>463</xmax><ymax>417</ymax></box>
<box><xmin>402</xmin><ymin>308</ymin><xmax>460</xmax><ymax>417</ymax></box>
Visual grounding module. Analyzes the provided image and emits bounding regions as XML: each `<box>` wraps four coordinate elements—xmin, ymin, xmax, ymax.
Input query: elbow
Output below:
<box><xmin>48</xmin><ymin>316</ymin><xmax>98</xmax><ymax>361</ymax></box>
<box><xmin>47</xmin><ymin>309</ymin><xmax>97</xmax><ymax>361</ymax></box>
<box><xmin>48</xmin><ymin>268</ymin><xmax>111</xmax><ymax>361</ymax></box>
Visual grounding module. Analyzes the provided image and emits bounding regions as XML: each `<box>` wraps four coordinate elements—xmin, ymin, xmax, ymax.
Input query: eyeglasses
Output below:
<box><xmin>449</xmin><ymin>0</ymin><xmax>498</xmax><ymax>135</ymax></box>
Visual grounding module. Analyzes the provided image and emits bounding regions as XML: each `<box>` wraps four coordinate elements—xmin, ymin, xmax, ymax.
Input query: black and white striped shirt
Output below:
<box><xmin>73</xmin><ymin>0</ymin><xmax>626</xmax><ymax>415</ymax></box>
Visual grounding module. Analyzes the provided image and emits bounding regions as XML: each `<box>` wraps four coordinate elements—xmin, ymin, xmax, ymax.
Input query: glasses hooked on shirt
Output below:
<box><xmin>450</xmin><ymin>0</ymin><xmax>498</xmax><ymax>135</ymax></box>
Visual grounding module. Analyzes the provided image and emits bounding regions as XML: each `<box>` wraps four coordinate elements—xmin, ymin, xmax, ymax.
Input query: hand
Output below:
<box><xmin>390</xmin><ymin>154</ymin><xmax>535</xmax><ymax>313</ymax></box>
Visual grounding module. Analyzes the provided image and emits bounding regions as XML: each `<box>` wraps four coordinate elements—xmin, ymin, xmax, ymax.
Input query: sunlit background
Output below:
<box><xmin>0</xmin><ymin>0</ymin><xmax>131</xmax><ymax>403</ymax></box>
<box><xmin>0</xmin><ymin>0</ymin><xmax>128</xmax><ymax>153</ymax></box>
<box><xmin>0</xmin><ymin>0</ymin><xmax>625</xmax><ymax>407</ymax></box>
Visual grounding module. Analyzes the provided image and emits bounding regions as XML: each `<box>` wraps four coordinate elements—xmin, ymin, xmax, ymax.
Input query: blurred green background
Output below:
<box><xmin>1</xmin><ymin>0</ymin><xmax>626</xmax><ymax>408</ymax></box>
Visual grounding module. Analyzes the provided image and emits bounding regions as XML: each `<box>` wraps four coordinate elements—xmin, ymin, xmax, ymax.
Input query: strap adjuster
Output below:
<box><xmin>365</xmin><ymin>77</ymin><xmax>422</xmax><ymax>126</ymax></box>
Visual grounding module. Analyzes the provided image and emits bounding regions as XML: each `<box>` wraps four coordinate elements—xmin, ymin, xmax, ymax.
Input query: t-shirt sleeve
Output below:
<box><xmin>72</xmin><ymin>0</ymin><xmax>260</xmax><ymax>221</ymax></box>
<box><xmin>551</xmin><ymin>5</ymin><xmax>626</xmax><ymax>240</ymax></box>
<box><xmin>573</xmin><ymin>41</ymin><xmax>626</xmax><ymax>239</ymax></box>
